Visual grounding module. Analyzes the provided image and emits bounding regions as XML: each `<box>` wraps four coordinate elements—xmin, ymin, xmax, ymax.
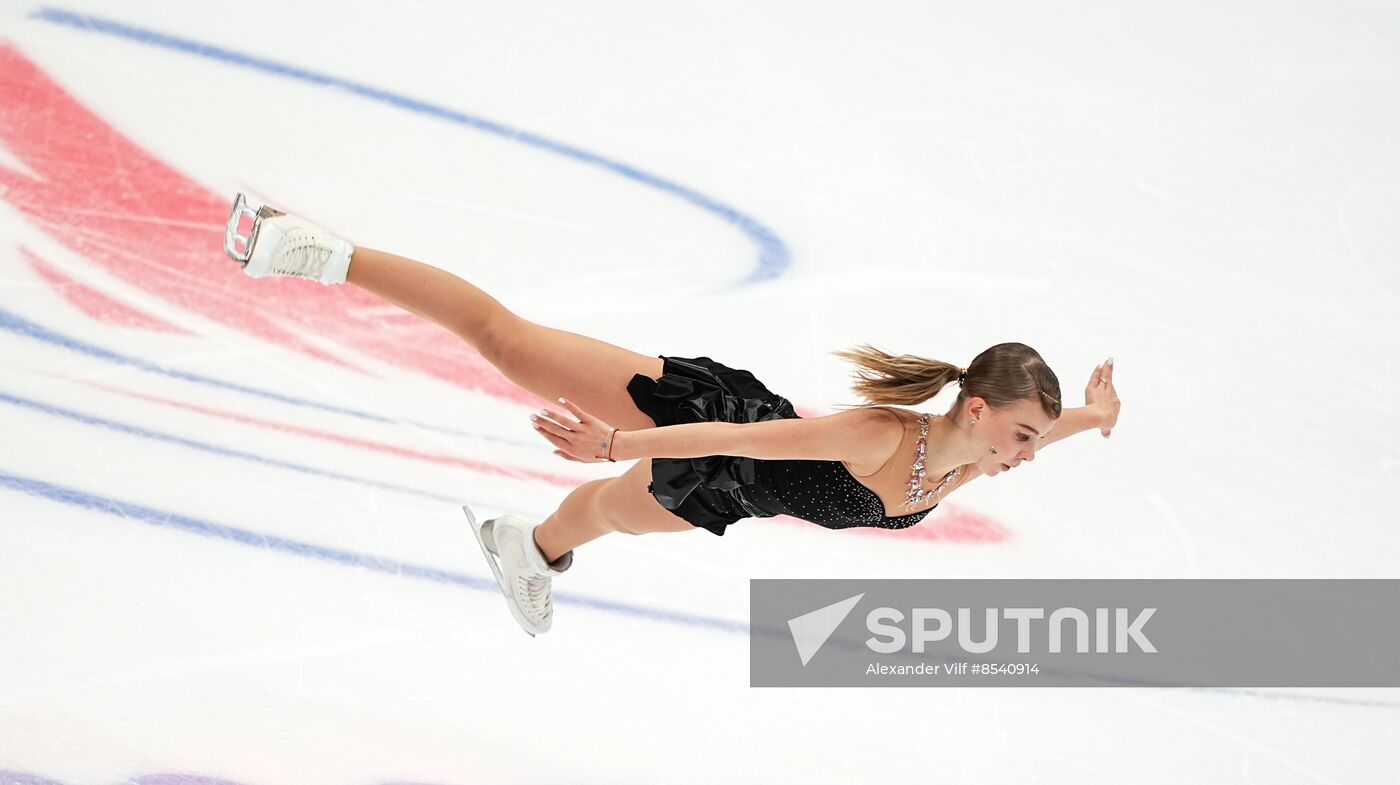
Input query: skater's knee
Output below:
<box><xmin>594</xmin><ymin>473</ymin><xmax>698</xmax><ymax>535</ymax></box>
<box><xmin>608</xmin><ymin>518</ymin><xmax>646</xmax><ymax>535</ymax></box>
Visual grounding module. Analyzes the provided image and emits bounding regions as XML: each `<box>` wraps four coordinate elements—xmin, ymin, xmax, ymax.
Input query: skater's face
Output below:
<box><xmin>967</xmin><ymin>398</ymin><xmax>1056</xmax><ymax>477</ymax></box>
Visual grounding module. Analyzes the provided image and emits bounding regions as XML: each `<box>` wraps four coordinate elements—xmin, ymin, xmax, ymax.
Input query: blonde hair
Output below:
<box><xmin>830</xmin><ymin>342</ymin><xmax>1062</xmax><ymax>422</ymax></box>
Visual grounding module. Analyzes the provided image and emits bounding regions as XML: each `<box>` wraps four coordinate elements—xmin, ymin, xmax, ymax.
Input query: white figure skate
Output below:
<box><xmin>223</xmin><ymin>192</ymin><xmax>354</xmax><ymax>285</ymax></box>
<box><xmin>464</xmin><ymin>506</ymin><xmax>573</xmax><ymax>637</ymax></box>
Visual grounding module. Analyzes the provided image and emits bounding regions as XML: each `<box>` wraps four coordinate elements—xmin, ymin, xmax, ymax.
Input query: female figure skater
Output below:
<box><xmin>223</xmin><ymin>194</ymin><xmax>1121</xmax><ymax>636</ymax></box>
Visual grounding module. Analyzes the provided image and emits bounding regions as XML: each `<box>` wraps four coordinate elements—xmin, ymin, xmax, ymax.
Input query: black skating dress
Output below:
<box><xmin>626</xmin><ymin>355</ymin><xmax>937</xmax><ymax>536</ymax></box>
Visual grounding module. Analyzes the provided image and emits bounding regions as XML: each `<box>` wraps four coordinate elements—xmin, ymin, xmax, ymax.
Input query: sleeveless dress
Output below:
<box><xmin>626</xmin><ymin>355</ymin><xmax>937</xmax><ymax>536</ymax></box>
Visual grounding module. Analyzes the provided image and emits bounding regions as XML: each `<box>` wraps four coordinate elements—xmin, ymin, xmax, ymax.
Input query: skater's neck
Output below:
<box><xmin>921</xmin><ymin>413</ymin><xmax>974</xmax><ymax>476</ymax></box>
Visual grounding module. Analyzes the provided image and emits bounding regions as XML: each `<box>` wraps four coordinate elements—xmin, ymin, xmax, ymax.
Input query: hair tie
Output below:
<box><xmin>957</xmin><ymin>367</ymin><xmax>967</xmax><ymax>385</ymax></box>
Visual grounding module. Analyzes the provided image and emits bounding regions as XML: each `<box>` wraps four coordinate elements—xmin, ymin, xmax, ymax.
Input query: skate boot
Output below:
<box><xmin>223</xmin><ymin>192</ymin><xmax>354</xmax><ymax>285</ymax></box>
<box><xmin>465</xmin><ymin>507</ymin><xmax>573</xmax><ymax>636</ymax></box>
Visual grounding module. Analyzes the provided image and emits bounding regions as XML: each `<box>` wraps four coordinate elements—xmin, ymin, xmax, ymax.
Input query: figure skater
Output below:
<box><xmin>222</xmin><ymin>194</ymin><xmax>1121</xmax><ymax>636</ymax></box>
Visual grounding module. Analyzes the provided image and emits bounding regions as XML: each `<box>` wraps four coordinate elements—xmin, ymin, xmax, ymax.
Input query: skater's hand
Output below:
<box><xmin>530</xmin><ymin>398</ymin><xmax>620</xmax><ymax>463</ymax></box>
<box><xmin>1084</xmin><ymin>357</ymin><xmax>1120</xmax><ymax>438</ymax></box>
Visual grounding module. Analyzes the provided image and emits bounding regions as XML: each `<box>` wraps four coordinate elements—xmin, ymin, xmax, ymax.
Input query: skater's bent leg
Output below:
<box><xmin>533</xmin><ymin>479</ymin><xmax>615</xmax><ymax>562</ymax></box>
<box><xmin>534</xmin><ymin>462</ymin><xmax>695</xmax><ymax>562</ymax></box>
<box><xmin>345</xmin><ymin>247</ymin><xmax>509</xmax><ymax>349</ymax></box>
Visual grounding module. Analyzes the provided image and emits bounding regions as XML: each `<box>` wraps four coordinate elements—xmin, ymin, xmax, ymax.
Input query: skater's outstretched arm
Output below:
<box><xmin>534</xmin><ymin>360</ymin><xmax>1120</xmax><ymax>465</ymax></box>
<box><xmin>530</xmin><ymin>399</ymin><xmax>896</xmax><ymax>464</ymax></box>
<box><xmin>610</xmin><ymin>408</ymin><xmax>899</xmax><ymax>465</ymax></box>
<box><xmin>1035</xmin><ymin>406</ymin><xmax>1106</xmax><ymax>450</ymax></box>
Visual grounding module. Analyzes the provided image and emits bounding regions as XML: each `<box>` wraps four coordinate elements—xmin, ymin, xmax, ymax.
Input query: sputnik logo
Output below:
<box><xmin>787</xmin><ymin>593</ymin><xmax>864</xmax><ymax>666</ymax></box>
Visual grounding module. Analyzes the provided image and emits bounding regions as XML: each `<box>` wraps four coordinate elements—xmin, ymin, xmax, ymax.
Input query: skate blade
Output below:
<box><xmin>463</xmin><ymin>505</ymin><xmax>536</xmax><ymax>638</ymax></box>
<box><xmin>223</xmin><ymin>192</ymin><xmax>286</xmax><ymax>266</ymax></box>
<box><xmin>224</xmin><ymin>193</ymin><xmax>259</xmax><ymax>265</ymax></box>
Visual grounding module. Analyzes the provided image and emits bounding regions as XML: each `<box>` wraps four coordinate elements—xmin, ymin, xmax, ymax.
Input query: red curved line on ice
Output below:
<box><xmin>70</xmin><ymin>374</ymin><xmax>578</xmax><ymax>487</ymax></box>
<box><xmin>0</xmin><ymin>43</ymin><xmax>540</xmax><ymax>404</ymax></box>
<box><xmin>22</xmin><ymin>246</ymin><xmax>190</xmax><ymax>333</ymax></box>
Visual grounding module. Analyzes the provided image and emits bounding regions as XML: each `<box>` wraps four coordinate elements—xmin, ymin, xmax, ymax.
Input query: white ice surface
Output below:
<box><xmin>1</xmin><ymin>1</ymin><xmax>1397</xmax><ymax>783</ymax></box>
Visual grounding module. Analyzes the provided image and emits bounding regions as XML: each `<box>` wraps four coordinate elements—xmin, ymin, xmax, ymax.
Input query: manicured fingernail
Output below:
<box><xmin>538</xmin><ymin>409</ymin><xmax>549</xmax><ymax>416</ymax></box>
<box><xmin>1107</xmin><ymin>356</ymin><xmax>1114</xmax><ymax>365</ymax></box>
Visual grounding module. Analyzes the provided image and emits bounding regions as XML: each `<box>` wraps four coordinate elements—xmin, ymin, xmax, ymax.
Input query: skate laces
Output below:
<box><xmin>269</xmin><ymin>227</ymin><xmax>334</xmax><ymax>278</ymax></box>
<box><xmin>514</xmin><ymin>574</ymin><xmax>552</xmax><ymax>620</ymax></box>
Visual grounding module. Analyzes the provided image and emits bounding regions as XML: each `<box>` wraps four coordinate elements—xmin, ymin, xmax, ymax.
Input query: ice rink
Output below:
<box><xmin>2</xmin><ymin>1</ymin><xmax>1397</xmax><ymax>782</ymax></box>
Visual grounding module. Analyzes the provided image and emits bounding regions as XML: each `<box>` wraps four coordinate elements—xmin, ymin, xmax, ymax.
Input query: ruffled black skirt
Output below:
<box><xmin>626</xmin><ymin>355</ymin><xmax>797</xmax><ymax>536</ymax></box>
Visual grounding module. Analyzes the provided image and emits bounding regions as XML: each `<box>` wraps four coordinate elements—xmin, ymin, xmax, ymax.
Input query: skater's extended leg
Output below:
<box><xmin>534</xmin><ymin>460</ymin><xmax>696</xmax><ymax>562</ymax></box>
<box><xmin>227</xmin><ymin>195</ymin><xmax>663</xmax><ymax>430</ymax></box>
<box><xmin>345</xmin><ymin>247</ymin><xmax>507</xmax><ymax>351</ymax></box>
<box><xmin>346</xmin><ymin>247</ymin><xmax>663</xmax><ymax>431</ymax></box>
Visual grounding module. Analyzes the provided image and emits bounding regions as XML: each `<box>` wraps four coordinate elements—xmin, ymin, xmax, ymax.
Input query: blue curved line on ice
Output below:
<box><xmin>0</xmin><ymin>306</ymin><xmax>500</xmax><ymax>442</ymax></box>
<box><xmin>0</xmin><ymin>388</ymin><xmax>465</xmax><ymax>504</ymax></box>
<box><xmin>31</xmin><ymin>7</ymin><xmax>790</xmax><ymax>290</ymax></box>
<box><xmin>0</xmin><ymin>469</ymin><xmax>750</xmax><ymax>634</ymax></box>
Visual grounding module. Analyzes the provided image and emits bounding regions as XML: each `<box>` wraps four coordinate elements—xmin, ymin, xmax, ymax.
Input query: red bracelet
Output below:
<box><xmin>605</xmin><ymin>427</ymin><xmax>619</xmax><ymax>462</ymax></box>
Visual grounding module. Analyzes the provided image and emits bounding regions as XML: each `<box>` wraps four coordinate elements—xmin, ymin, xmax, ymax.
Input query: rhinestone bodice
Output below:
<box><xmin>905</xmin><ymin>412</ymin><xmax>960</xmax><ymax>510</ymax></box>
<box><xmin>727</xmin><ymin>410</ymin><xmax>957</xmax><ymax>531</ymax></box>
